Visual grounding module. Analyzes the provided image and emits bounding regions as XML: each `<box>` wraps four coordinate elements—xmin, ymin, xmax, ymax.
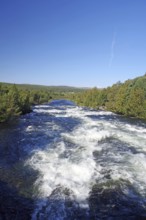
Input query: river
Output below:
<box><xmin>0</xmin><ymin>100</ymin><xmax>146</xmax><ymax>219</ymax></box>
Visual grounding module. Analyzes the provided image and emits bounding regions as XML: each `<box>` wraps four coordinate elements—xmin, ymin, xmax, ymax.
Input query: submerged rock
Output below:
<box><xmin>0</xmin><ymin>181</ymin><xmax>34</xmax><ymax>220</ymax></box>
<box><xmin>88</xmin><ymin>179</ymin><xmax>146</xmax><ymax>219</ymax></box>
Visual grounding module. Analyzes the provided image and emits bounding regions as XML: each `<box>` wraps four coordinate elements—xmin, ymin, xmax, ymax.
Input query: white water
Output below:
<box><xmin>26</xmin><ymin>102</ymin><xmax>146</xmax><ymax>219</ymax></box>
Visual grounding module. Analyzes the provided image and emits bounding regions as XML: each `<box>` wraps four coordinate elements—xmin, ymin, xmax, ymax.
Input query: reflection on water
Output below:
<box><xmin>0</xmin><ymin>100</ymin><xmax>146</xmax><ymax>219</ymax></box>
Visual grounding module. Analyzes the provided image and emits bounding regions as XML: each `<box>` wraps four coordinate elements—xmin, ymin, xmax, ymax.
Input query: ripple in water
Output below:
<box><xmin>24</xmin><ymin>101</ymin><xmax>146</xmax><ymax>219</ymax></box>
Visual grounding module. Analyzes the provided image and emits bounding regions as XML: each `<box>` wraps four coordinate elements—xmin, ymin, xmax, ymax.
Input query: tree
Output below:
<box><xmin>125</xmin><ymin>88</ymin><xmax>146</xmax><ymax>118</ymax></box>
<box><xmin>19</xmin><ymin>91</ymin><xmax>32</xmax><ymax>114</ymax></box>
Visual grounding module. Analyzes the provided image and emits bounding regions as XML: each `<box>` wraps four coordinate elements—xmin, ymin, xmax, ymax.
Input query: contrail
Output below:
<box><xmin>109</xmin><ymin>32</ymin><xmax>116</xmax><ymax>68</ymax></box>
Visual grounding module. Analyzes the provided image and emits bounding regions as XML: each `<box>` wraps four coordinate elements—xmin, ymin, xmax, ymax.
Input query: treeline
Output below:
<box><xmin>1</xmin><ymin>74</ymin><xmax>146</xmax><ymax>122</ymax></box>
<box><xmin>0</xmin><ymin>84</ymin><xmax>48</xmax><ymax>122</ymax></box>
<box><xmin>70</xmin><ymin>74</ymin><xmax>146</xmax><ymax>120</ymax></box>
<box><xmin>0</xmin><ymin>83</ymin><xmax>83</xmax><ymax>123</ymax></box>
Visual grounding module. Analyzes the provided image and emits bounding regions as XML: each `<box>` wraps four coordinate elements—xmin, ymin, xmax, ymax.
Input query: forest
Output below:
<box><xmin>70</xmin><ymin>74</ymin><xmax>146</xmax><ymax>120</ymax></box>
<box><xmin>0</xmin><ymin>83</ymin><xmax>83</xmax><ymax>123</ymax></box>
<box><xmin>0</xmin><ymin>74</ymin><xmax>146</xmax><ymax>122</ymax></box>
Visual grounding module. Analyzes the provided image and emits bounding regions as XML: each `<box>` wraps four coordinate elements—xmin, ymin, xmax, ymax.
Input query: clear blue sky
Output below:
<box><xmin>0</xmin><ymin>0</ymin><xmax>146</xmax><ymax>87</ymax></box>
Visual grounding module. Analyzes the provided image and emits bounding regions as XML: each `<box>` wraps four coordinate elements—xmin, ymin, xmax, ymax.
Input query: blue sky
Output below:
<box><xmin>0</xmin><ymin>0</ymin><xmax>146</xmax><ymax>87</ymax></box>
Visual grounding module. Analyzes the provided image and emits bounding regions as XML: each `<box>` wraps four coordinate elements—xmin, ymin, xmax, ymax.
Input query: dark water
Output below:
<box><xmin>0</xmin><ymin>100</ymin><xmax>146</xmax><ymax>220</ymax></box>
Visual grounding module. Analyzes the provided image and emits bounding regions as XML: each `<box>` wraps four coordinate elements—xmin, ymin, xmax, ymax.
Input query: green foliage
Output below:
<box><xmin>1</xmin><ymin>74</ymin><xmax>146</xmax><ymax>122</ymax></box>
<box><xmin>0</xmin><ymin>85</ymin><xmax>21</xmax><ymax>122</ymax></box>
<box><xmin>125</xmin><ymin>87</ymin><xmax>146</xmax><ymax>118</ymax></box>
<box><xmin>0</xmin><ymin>83</ymin><xmax>84</xmax><ymax>123</ymax></box>
<box><xmin>71</xmin><ymin>74</ymin><xmax>146</xmax><ymax>120</ymax></box>
<box><xmin>19</xmin><ymin>91</ymin><xmax>31</xmax><ymax>114</ymax></box>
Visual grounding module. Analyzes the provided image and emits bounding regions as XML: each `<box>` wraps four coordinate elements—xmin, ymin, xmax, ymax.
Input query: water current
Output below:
<box><xmin>0</xmin><ymin>100</ymin><xmax>146</xmax><ymax>219</ymax></box>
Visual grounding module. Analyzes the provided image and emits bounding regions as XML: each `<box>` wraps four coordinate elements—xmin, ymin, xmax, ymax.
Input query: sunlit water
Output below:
<box><xmin>0</xmin><ymin>100</ymin><xmax>146</xmax><ymax>219</ymax></box>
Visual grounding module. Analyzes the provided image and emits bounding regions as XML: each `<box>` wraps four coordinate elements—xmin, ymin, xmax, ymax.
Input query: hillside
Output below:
<box><xmin>0</xmin><ymin>82</ymin><xmax>86</xmax><ymax>93</ymax></box>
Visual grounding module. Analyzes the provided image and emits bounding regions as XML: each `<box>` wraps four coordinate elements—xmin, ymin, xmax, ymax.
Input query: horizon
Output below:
<box><xmin>1</xmin><ymin>0</ymin><xmax>146</xmax><ymax>87</ymax></box>
<box><xmin>1</xmin><ymin>72</ymin><xmax>145</xmax><ymax>89</ymax></box>
<box><xmin>0</xmin><ymin>81</ymin><xmax>91</xmax><ymax>89</ymax></box>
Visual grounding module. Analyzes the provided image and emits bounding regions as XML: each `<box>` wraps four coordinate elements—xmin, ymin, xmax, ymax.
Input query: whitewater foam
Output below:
<box><xmin>26</xmin><ymin>103</ymin><xmax>146</xmax><ymax>219</ymax></box>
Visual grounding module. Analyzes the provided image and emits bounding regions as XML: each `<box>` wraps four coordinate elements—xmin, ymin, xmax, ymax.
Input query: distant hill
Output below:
<box><xmin>0</xmin><ymin>82</ymin><xmax>88</xmax><ymax>93</ymax></box>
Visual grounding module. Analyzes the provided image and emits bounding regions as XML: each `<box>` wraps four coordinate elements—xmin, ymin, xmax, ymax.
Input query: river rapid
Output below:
<box><xmin>0</xmin><ymin>100</ymin><xmax>146</xmax><ymax>219</ymax></box>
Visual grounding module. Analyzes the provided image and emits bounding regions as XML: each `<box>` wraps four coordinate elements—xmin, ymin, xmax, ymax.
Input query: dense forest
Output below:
<box><xmin>0</xmin><ymin>83</ymin><xmax>83</xmax><ymax>123</ymax></box>
<box><xmin>70</xmin><ymin>74</ymin><xmax>146</xmax><ymax>120</ymax></box>
<box><xmin>0</xmin><ymin>74</ymin><xmax>146</xmax><ymax>122</ymax></box>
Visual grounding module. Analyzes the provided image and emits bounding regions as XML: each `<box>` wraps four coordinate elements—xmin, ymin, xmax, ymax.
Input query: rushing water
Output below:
<box><xmin>0</xmin><ymin>100</ymin><xmax>146</xmax><ymax>219</ymax></box>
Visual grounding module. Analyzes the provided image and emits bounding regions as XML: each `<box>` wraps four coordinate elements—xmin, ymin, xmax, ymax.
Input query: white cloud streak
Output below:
<box><xmin>109</xmin><ymin>32</ymin><xmax>116</xmax><ymax>68</ymax></box>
